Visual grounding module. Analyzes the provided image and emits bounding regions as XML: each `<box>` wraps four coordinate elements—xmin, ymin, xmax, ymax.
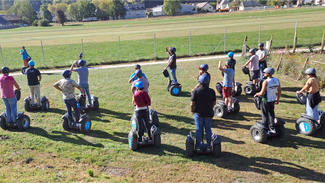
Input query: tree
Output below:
<box><xmin>48</xmin><ymin>2</ymin><xmax>68</xmax><ymax>14</ymax></box>
<box><xmin>229</xmin><ymin>0</ymin><xmax>241</xmax><ymax>9</ymax></box>
<box><xmin>55</xmin><ymin>8</ymin><xmax>66</xmax><ymax>25</ymax></box>
<box><xmin>67</xmin><ymin>3</ymin><xmax>82</xmax><ymax>21</ymax></box>
<box><xmin>98</xmin><ymin>0</ymin><xmax>110</xmax><ymax>20</ymax></box>
<box><xmin>163</xmin><ymin>0</ymin><xmax>182</xmax><ymax>15</ymax></box>
<box><xmin>257</xmin><ymin>0</ymin><xmax>268</xmax><ymax>5</ymax></box>
<box><xmin>8</xmin><ymin>1</ymin><xmax>37</xmax><ymax>25</ymax></box>
<box><xmin>41</xmin><ymin>4</ymin><xmax>52</xmax><ymax>22</ymax></box>
<box><xmin>108</xmin><ymin>0</ymin><xmax>125</xmax><ymax>19</ymax></box>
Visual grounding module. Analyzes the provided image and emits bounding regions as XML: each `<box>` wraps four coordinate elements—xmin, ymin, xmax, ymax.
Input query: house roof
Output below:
<box><xmin>195</xmin><ymin>2</ymin><xmax>208</xmax><ymax>8</ymax></box>
<box><xmin>242</xmin><ymin>0</ymin><xmax>263</xmax><ymax>7</ymax></box>
<box><xmin>0</xmin><ymin>16</ymin><xmax>11</xmax><ymax>25</ymax></box>
<box><xmin>124</xmin><ymin>3</ymin><xmax>146</xmax><ymax>11</ymax></box>
<box><xmin>220</xmin><ymin>0</ymin><xmax>230</xmax><ymax>5</ymax></box>
<box><xmin>0</xmin><ymin>15</ymin><xmax>20</xmax><ymax>21</ymax></box>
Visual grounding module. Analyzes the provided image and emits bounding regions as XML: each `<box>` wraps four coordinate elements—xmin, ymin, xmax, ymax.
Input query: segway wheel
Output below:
<box><xmin>62</xmin><ymin>118</ymin><xmax>70</xmax><ymax>131</ymax></box>
<box><xmin>154</xmin><ymin>134</ymin><xmax>161</xmax><ymax>148</ymax></box>
<box><xmin>17</xmin><ymin>115</ymin><xmax>30</xmax><ymax>130</ymax></box>
<box><xmin>296</xmin><ymin>118</ymin><xmax>315</xmax><ymax>136</ymax></box>
<box><xmin>0</xmin><ymin>116</ymin><xmax>8</xmax><ymax>130</ymax></box>
<box><xmin>213</xmin><ymin>143</ymin><xmax>221</xmax><ymax>158</ymax></box>
<box><xmin>275</xmin><ymin>124</ymin><xmax>285</xmax><ymax>138</ymax></box>
<box><xmin>24</xmin><ymin>100</ymin><xmax>31</xmax><ymax>112</ymax></box>
<box><xmin>213</xmin><ymin>105</ymin><xmax>227</xmax><ymax>118</ymax></box>
<box><xmin>80</xmin><ymin>117</ymin><xmax>91</xmax><ymax>133</ymax></box>
<box><xmin>250</xmin><ymin>125</ymin><xmax>267</xmax><ymax>143</ymax></box>
<box><xmin>233</xmin><ymin>101</ymin><xmax>240</xmax><ymax>114</ymax></box>
<box><xmin>318</xmin><ymin>113</ymin><xmax>325</xmax><ymax>131</ymax></box>
<box><xmin>21</xmin><ymin>66</ymin><xmax>27</xmax><ymax>74</ymax></box>
<box><xmin>93</xmin><ymin>100</ymin><xmax>99</xmax><ymax>111</ymax></box>
<box><xmin>128</xmin><ymin>129</ymin><xmax>138</xmax><ymax>151</ymax></box>
<box><xmin>235</xmin><ymin>85</ymin><xmax>242</xmax><ymax>96</ymax></box>
<box><xmin>170</xmin><ymin>85</ymin><xmax>181</xmax><ymax>96</ymax></box>
<box><xmin>185</xmin><ymin>140</ymin><xmax>194</xmax><ymax>157</ymax></box>
<box><xmin>244</xmin><ymin>84</ymin><xmax>256</xmax><ymax>96</ymax></box>
<box><xmin>42</xmin><ymin>99</ymin><xmax>50</xmax><ymax>111</ymax></box>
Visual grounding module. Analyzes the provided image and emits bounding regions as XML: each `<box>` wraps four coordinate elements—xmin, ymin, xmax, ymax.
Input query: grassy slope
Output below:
<box><xmin>0</xmin><ymin>57</ymin><xmax>324</xmax><ymax>182</ymax></box>
<box><xmin>0</xmin><ymin>7</ymin><xmax>324</xmax><ymax>70</ymax></box>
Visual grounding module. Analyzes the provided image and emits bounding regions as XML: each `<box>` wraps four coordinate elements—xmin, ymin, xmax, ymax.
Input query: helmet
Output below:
<box><xmin>263</xmin><ymin>67</ymin><xmax>275</xmax><ymax>75</ymax></box>
<box><xmin>134</xmin><ymin>64</ymin><xmax>141</xmax><ymax>69</ymax></box>
<box><xmin>305</xmin><ymin>68</ymin><xmax>316</xmax><ymax>75</ymax></box>
<box><xmin>22</xmin><ymin>46</ymin><xmax>25</xmax><ymax>49</ymax></box>
<box><xmin>28</xmin><ymin>60</ymin><xmax>35</xmax><ymax>66</ymax></box>
<box><xmin>135</xmin><ymin>69</ymin><xmax>143</xmax><ymax>78</ymax></box>
<box><xmin>135</xmin><ymin>81</ymin><xmax>144</xmax><ymax>89</ymax></box>
<box><xmin>249</xmin><ymin>48</ymin><xmax>255</xmax><ymax>53</ymax></box>
<box><xmin>78</xmin><ymin>59</ymin><xmax>86</xmax><ymax>66</ymax></box>
<box><xmin>242</xmin><ymin>66</ymin><xmax>249</xmax><ymax>75</ymax></box>
<box><xmin>226</xmin><ymin>60</ymin><xmax>234</xmax><ymax>68</ymax></box>
<box><xmin>227</xmin><ymin>52</ymin><xmax>234</xmax><ymax>57</ymax></box>
<box><xmin>258</xmin><ymin>43</ymin><xmax>264</xmax><ymax>47</ymax></box>
<box><xmin>62</xmin><ymin>70</ymin><xmax>71</xmax><ymax>78</ymax></box>
<box><xmin>1</xmin><ymin>67</ymin><xmax>9</xmax><ymax>73</ymax></box>
<box><xmin>169</xmin><ymin>47</ymin><xmax>176</xmax><ymax>53</ymax></box>
<box><xmin>199</xmin><ymin>64</ymin><xmax>209</xmax><ymax>71</ymax></box>
<box><xmin>78</xmin><ymin>52</ymin><xmax>83</xmax><ymax>59</ymax></box>
<box><xmin>198</xmin><ymin>74</ymin><xmax>209</xmax><ymax>85</ymax></box>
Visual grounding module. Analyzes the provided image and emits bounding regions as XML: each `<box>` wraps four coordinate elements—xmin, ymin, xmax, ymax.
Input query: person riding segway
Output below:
<box><xmin>163</xmin><ymin>47</ymin><xmax>182</xmax><ymax>96</ymax></box>
<box><xmin>242</xmin><ymin>49</ymin><xmax>261</xmax><ymax>96</ymax></box>
<box><xmin>20</xmin><ymin>46</ymin><xmax>31</xmax><ymax>74</ymax></box>
<box><xmin>256</xmin><ymin>43</ymin><xmax>268</xmax><ymax>79</ymax></box>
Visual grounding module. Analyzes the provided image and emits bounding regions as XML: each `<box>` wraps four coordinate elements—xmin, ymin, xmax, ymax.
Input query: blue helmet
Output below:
<box><xmin>305</xmin><ymin>68</ymin><xmax>316</xmax><ymax>75</ymax></box>
<box><xmin>169</xmin><ymin>47</ymin><xmax>176</xmax><ymax>53</ymax></box>
<box><xmin>78</xmin><ymin>59</ymin><xmax>86</xmax><ymax>66</ymax></box>
<box><xmin>1</xmin><ymin>67</ymin><xmax>9</xmax><ymax>73</ymax></box>
<box><xmin>28</xmin><ymin>60</ymin><xmax>35</xmax><ymax>66</ymax></box>
<box><xmin>199</xmin><ymin>64</ymin><xmax>209</xmax><ymax>71</ymax></box>
<box><xmin>258</xmin><ymin>43</ymin><xmax>264</xmax><ymax>47</ymax></box>
<box><xmin>62</xmin><ymin>70</ymin><xmax>71</xmax><ymax>78</ymax></box>
<box><xmin>134</xmin><ymin>64</ymin><xmax>141</xmax><ymax>69</ymax></box>
<box><xmin>135</xmin><ymin>81</ymin><xmax>144</xmax><ymax>90</ymax></box>
<box><xmin>228</xmin><ymin>52</ymin><xmax>234</xmax><ymax>57</ymax></box>
<box><xmin>249</xmin><ymin>48</ymin><xmax>256</xmax><ymax>53</ymax></box>
<box><xmin>135</xmin><ymin>69</ymin><xmax>143</xmax><ymax>78</ymax></box>
<box><xmin>198</xmin><ymin>74</ymin><xmax>209</xmax><ymax>85</ymax></box>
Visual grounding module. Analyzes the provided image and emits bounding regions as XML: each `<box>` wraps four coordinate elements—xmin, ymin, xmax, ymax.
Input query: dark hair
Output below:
<box><xmin>309</xmin><ymin>74</ymin><xmax>317</xmax><ymax>78</ymax></box>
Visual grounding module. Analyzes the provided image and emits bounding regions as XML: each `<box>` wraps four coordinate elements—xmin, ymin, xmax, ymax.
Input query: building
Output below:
<box><xmin>0</xmin><ymin>15</ymin><xmax>27</xmax><ymax>25</ymax></box>
<box><xmin>193</xmin><ymin>2</ymin><xmax>215</xmax><ymax>11</ymax></box>
<box><xmin>152</xmin><ymin>4</ymin><xmax>197</xmax><ymax>16</ymax></box>
<box><xmin>124</xmin><ymin>4</ymin><xmax>147</xmax><ymax>19</ymax></box>
<box><xmin>314</xmin><ymin>0</ymin><xmax>325</xmax><ymax>5</ymax></box>
<box><xmin>239</xmin><ymin>0</ymin><xmax>263</xmax><ymax>11</ymax></box>
<box><xmin>218</xmin><ymin>0</ymin><xmax>230</xmax><ymax>9</ymax></box>
<box><xmin>0</xmin><ymin>16</ymin><xmax>11</xmax><ymax>26</ymax></box>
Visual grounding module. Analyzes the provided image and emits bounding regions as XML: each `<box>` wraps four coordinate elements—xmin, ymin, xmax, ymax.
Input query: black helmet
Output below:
<box><xmin>263</xmin><ymin>67</ymin><xmax>275</xmax><ymax>75</ymax></box>
<box><xmin>226</xmin><ymin>60</ymin><xmax>234</xmax><ymax>68</ymax></box>
<box><xmin>78</xmin><ymin>52</ymin><xmax>83</xmax><ymax>59</ymax></box>
<box><xmin>134</xmin><ymin>64</ymin><xmax>141</xmax><ymax>69</ymax></box>
<box><xmin>305</xmin><ymin>68</ymin><xmax>316</xmax><ymax>75</ymax></box>
<box><xmin>1</xmin><ymin>67</ymin><xmax>9</xmax><ymax>73</ymax></box>
<box><xmin>258</xmin><ymin>43</ymin><xmax>264</xmax><ymax>47</ymax></box>
<box><xmin>249</xmin><ymin>48</ymin><xmax>256</xmax><ymax>53</ymax></box>
<box><xmin>242</xmin><ymin>66</ymin><xmax>249</xmax><ymax>75</ymax></box>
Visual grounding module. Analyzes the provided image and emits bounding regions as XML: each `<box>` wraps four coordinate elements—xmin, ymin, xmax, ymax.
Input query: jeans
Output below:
<box><xmin>170</xmin><ymin>68</ymin><xmax>178</xmax><ymax>83</ymax></box>
<box><xmin>306</xmin><ymin>98</ymin><xmax>319</xmax><ymax>121</ymax></box>
<box><xmin>258</xmin><ymin>61</ymin><xmax>267</xmax><ymax>79</ymax></box>
<box><xmin>261</xmin><ymin>101</ymin><xmax>275</xmax><ymax>129</ymax></box>
<box><xmin>194</xmin><ymin>113</ymin><xmax>212</xmax><ymax>147</ymax></box>
<box><xmin>79</xmin><ymin>83</ymin><xmax>91</xmax><ymax>105</ymax></box>
<box><xmin>2</xmin><ymin>97</ymin><xmax>17</xmax><ymax>123</ymax></box>
<box><xmin>135</xmin><ymin>109</ymin><xmax>151</xmax><ymax>140</ymax></box>
<box><xmin>64</xmin><ymin>98</ymin><xmax>80</xmax><ymax>122</ymax></box>
<box><xmin>29</xmin><ymin>84</ymin><xmax>41</xmax><ymax>105</ymax></box>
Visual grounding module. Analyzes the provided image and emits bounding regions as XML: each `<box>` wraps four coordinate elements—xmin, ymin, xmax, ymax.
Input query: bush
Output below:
<box><xmin>87</xmin><ymin>169</ymin><xmax>94</xmax><ymax>177</ymax></box>
<box><xmin>38</xmin><ymin>19</ymin><xmax>50</xmax><ymax>26</ymax></box>
<box><xmin>32</xmin><ymin>20</ymin><xmax>38</xmax><ymax>26</ymax></box>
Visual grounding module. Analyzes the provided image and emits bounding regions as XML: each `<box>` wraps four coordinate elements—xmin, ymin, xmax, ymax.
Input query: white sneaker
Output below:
<box><xmin>269</xmin><ymin>128</ymin><xmax>276</xmax><ymax>134</ymax></box>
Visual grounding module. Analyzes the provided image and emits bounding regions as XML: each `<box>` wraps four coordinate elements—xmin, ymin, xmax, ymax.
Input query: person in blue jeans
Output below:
<box><xmin>191</xmin><ymin>74</ymin><xmax>216</xmax><ymax>151</ymax></box>
<box><xmin>164</xmin><ymin>47</ymin><xmax>177</xmax><ymax>83</ymax></box>
<box><xmin>70</xmin><ymin>59</ymin><xmax>92</xmax><ymax>107</ymax></box>
<box><xmin>54</xmin><ymin>70</ymin><xmax>86</xmax><ymax>124</ymax></box>
<box><xmin>256</xmin><ymin>43</ymin><xmax>268</xmax><ymax>79</ymax></box>
<box><xmin>0</xmin><ymin>67</ymin><xmax>21</xmax><ymax>125</ymax></box>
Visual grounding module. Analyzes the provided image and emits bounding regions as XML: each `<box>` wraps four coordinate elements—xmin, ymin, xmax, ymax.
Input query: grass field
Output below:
<box><xmin>0</xmin><ymin>7</ymin><xmax>324</xmax><ymax>71</ymax></box>
<box><xmin>0</xmin><ymin>57</ymin><xmax>325</xmax><ymax>182</ymax></box>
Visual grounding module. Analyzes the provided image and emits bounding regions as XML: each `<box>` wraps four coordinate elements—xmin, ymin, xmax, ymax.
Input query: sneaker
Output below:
<box><xmin>269</xmin><ymin>128</ymin><xmax>276</xmax><ymax>134</ymax></box>
<box><xmin>148</xmin><ymin>139</ymin><xmax>152</xmax><ymax>144</ymax></box>
<box><xmin>138</xmin><ymin>141</ymin><xmax>145</xmax><ymax>145</ymax></box>
<box><xmin>206</xmin><ymin>146</ymin><xmax>212</xmax><ymax>152</ymax></box>
<box><xmin>228</xmin><ymin>107</ymin><xmax>234</xmax><ymax>112</ymax></box>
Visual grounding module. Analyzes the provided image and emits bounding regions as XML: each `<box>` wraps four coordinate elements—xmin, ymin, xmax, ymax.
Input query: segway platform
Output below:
<box><xmin>77</xmin><ymin>94</ymin><xmax>99</xmax><ymax>113</ymax></box>
<box><xmin>24</xmin><ymin>96</ymin><xmax>50</xmax><ymax>111</ymax></box>
<box><xmin>163</xmin><ymin>70</ymin><xmax>182</xmax><ymax>96</ymax></box>
<box><xmin>213</xmin><ymin>98</ymin><xmax>240</xmax><ymax>118</ymax></box>
<box><xmin>250</xmin><ymin>118</ymin><xmax>285</xmax><ymax>143</ymax></box>
<box><xmin>62</xmin><ymin>113</ymin><xmax>92</xmax><ymax>133</ymax></box>
<box><xmin>0</xmin><ymin>112</ymin><xmax>31</xmax><ymax>131</ymax></box>
<box><xmin>216</xmin><ymin>81</ymin><xmax>242</xmax><ymax>97</ymax></box>
<box><xmin>185</xmin><ymin>132</ymin><xmax>221</xmax><ymax>158</ymax></box>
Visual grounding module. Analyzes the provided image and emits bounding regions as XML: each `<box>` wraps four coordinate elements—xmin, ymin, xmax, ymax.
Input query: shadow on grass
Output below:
<box><xmin>177</xmin><ymin>91</ymin><xmax>191</xmax><ymax>98</ymax></box>
<box><xmin>281</xmin><ymin>87</ymin><xmax>302</xmax><ymax>92</ymax></box>
<box><xmin>83</xmin><ymin>108</ymin><xmax>132</xmax><ymax>123</ymax></box>
<box><xmin>87</xmin><ymin>130</ymin><xmax>128</xmax><ymax>144</ymax></box>
<box><xmin>66</xmin><ymin>24</ymin><xmax>83</xmax><ymax>26</ymax></box>
<box><xmin>26</xmin><ymin>127</ymin><xmax>104</xmax><ymax>148</ymax></box>
<box><xmin>212</xmin><ymin>118</ymin><xmax>252</xmax><ymax>131</ymax></box>
<box><xmin>136</xmin><ymin>144</ymin><xmax>186</xmax><ymax>157</ymax></box>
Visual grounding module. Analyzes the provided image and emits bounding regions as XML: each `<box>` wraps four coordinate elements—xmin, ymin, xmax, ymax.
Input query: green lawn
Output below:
<box><xmin>0</xmin><ymin>57</ymin><xmax>324</xmax><ymax>182</ymax></box>
<box><xmin>0</xmin><ymin>7</ymin><xmax>324</xmax><ymax>71</ymax></box>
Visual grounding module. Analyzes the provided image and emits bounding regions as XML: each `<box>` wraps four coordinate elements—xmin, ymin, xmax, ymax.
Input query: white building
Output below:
<box><xmin>193</xmin><ymin>2</ymin><xmax>215</xmax><ymax>11</ymax></box>
<box><xmin>218</xmin><ymin>0</ymin><xmax>230</xmax><ymax>9</ymax></box>
<box><xmin>124</xmin><ymin>4</ymin><xmax>146</xmax><ymax>19</ymax></box>
<box><xmin>239</xmin><ymin>0</ymin><xmax>263</xmax><ymax>11</ymax></box>
<box><xmin>152</xmin><ymin>4</ymin><xmax>197</xmax><ymax>16</ymax></box>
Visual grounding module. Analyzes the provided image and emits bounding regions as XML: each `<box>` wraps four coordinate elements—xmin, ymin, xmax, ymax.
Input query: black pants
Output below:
<box><xmin>135</xmin><ymin>109</ymin><xmax>151</xmax><ymax>140</ymax></box>
<box><xmin>261</xmin><ymin>101</ymin><xmax>275</xmax><ymax>129</ymax></box>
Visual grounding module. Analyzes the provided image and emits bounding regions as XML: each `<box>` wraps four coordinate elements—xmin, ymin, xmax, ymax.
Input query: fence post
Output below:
<box><xmin>189</xmin><ymin>30</ymin><xmax>191</xmax><ymax>56</ymax></box>
<box><xmin>241</xmin><ymin>36</ymin><xmax>247</xmax><ymax>57</ymax></box>
<box><xmin>321</xmin><ymin>29</ymin><xmax>325</xmax><ymax>53</ymax></box>
<box><xmin>259</xmin><ymin>25</ymin><xmax>261</xmax><ymax>44</ymax></box>
<box><xmin>224</xmin><ymin>27</ymin><xmax>226</xmax><ymax>53</ymax></box>
<box><xmin>268</xmin><ymin>34</ymin><xmax>273</xmax><ymax>55</ymax></box>
<box><xmin>154</xmin><ymin>33</ymin><xmax>156</xmax><ymax>59</ymax></box>
<box><xmin>41</xmin><ymin>41</ymin><xmax>47</xmax><ymax>68</ymax></box>
<box><xmin>292</xmin><ymin>22</ymin><xmax>297</xmax><ymax>54</ymax></box>
<box><xmin>0</xmin><ymin>45</ymin><xmax>4</xmax><ymax>66</ymax></box>
<box><xmin>119</xmin><ymin>36</ymin><xmax>121</xmax><ymax>62</ymax></box>
<box><xmin>81</xmin><ymin>39</ymin><xmax>85</xmax><ymax>60</ymax></box>
<box><xmin>296</xmin><ymin>57</ymin><xmax>309</xmax><ymax>80</ymax></box>
<box><xmin>276</xmin><ymin>53</ymin><xmax>283</xmax><ymax>71</ymax></box>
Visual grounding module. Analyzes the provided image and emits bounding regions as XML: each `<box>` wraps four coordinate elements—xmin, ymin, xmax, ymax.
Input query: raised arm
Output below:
<box><xmin>218</xmin><ymin>61</ymin><xmax>226</xmax><ymax>72</ymax></box>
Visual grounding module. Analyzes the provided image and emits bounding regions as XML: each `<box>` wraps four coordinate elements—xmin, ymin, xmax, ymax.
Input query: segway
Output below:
<box><xmin>213</xmin><ymin>98</ymin><xmax>240</xmax><ymax>118</ymax></box>
<box><xmin>76</xmin><ymin>94</ymin><xmax>99</xmax><ymax>114</ymax></box>
<box><xmin>242</xmin><ymin>67</ymin><xmax>263</xmax><ymax>96</ymax></box>
<box><xmin>295</xmin><ymin>92</ymin><xmax>325</xmax><ymax>136</ymax></box>
<box><xmin>24</xmin><ymin>96</ymin><xmax>50</xmax><ymax>111</ymax></box>
<box><xmin>128</xmin><ymin>111</ymin><xmax>161</xmax><ymax>151</ymax></box>
<box><xmin>250</xmin><ymin>96</ymin><xmax>286</xmax><ymax>143</ymax></box>
<box><xmin>162</xmin><ymin>70</ymin><xmax>182</xmax><ymax>96</ymax></box>
<box><xmin>21</xmin><ymin>66</ymin><xmax>28</xmax><ymax>74</ymax></box>
<box><xmin>62</xmin><ymin>113</ymin><xmax>92</xmax><ymax>133</ymax></box>
<box><xmin>216</xmin><ymin>81</ymin><xmax>242</xmax><ymax>97</ymax></box>
<box><xmin>185</xmin><ymin>131</ymin><xmax>221</xmax><ymax>158</ymax></box>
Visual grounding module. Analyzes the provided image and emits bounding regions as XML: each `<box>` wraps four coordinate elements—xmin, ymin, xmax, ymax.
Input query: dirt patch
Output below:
<box><xmin>0</xmin><ymin>136</ymin><xmax>10</xmax><ymax>140</ymax></box>
<box><xmin>102</xmin><ymin>167</ymin><xmax>129</xmax><ymax>177</ymax></box>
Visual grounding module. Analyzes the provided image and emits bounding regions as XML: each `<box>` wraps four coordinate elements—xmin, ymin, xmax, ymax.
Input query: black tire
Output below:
<box><xmin>213</xmin><ymin>105</ymin><xmax>227</xmax><ymax>118</ymax></box>
<box><xmin>236</xmin><ymin>85</ymin><xmax>242</xmax><ymax>96</ymax></box>
<box><xmin>42</xmin><ymin>99</ymin><xmax>50</xmax><ymax>111</ymax></box>
<box><xmin>80</xmin><ymin>117</ymin><xmax>92</xmax><ymax>133</ymax></box>
<box><xmin>250</xmin><ymin>125</ymin><xmax>267</xmax><ymax>143</ymax></box>
<box><xmin>244</xmin><ymin>84</ymin><xmax>256</xmax><ymax>96</ymax></box>
<box><xmin>62</xmin><ymin>118</ymin><xmax>70</xmax><ymax>131</ymax></box>
<box><xmin>24</xmin><ymin>100</ymin><xmax>31</xmax><ymax>112</ymax></box>
<box><xmin>170</xmin><ymin>85</ymin><xmax>181</xmax><ymax>96</ymax></box>
<box><xmin>296</xmin><ymin>118</ymin><xmax>316</xmax><ymax>136</ymax></box>
<box><xmin>128</xmin><ymin>129</ymin><xmax>138</xmax><ymax>151</ymax></box>
<box><xmin>213</xmin><ymin>143</ymin><xmax>221</xmax><ymax>158</ymax></box>
<box><xmin>275</xmin><ymin>124</ymin><xmax>285</xmax><ymax>138</ymax></box>
<box><xmin>21</xmin><ymin>67</ymin><xmax>27</xmax><ymax>74</ymax></box>
<box><xmin>93</xmin><ymin>100</ymin><xmax>99</xmax><ymax>111</ymax></box>
<box><xmin>185</xmin><ymin>140</ymin><xmax>194</xmax><ymax>157</ymax></box>
<box><xmin>154</xmin><ymin>134</ymin><xmax>161</xmax><ymax>148</ymax></box>
<box><xmin>318</xmin><ymin>114</ymin><xmax>325</xmax><ymax>130</ymax></box>
<box><xmin>0</xmin><ymin>116</ymin><xmax>7</xmax><ymax>130</ymax></box>
<box><xmin>233</xmin><ymin>101</ymin><xmax>240</xmax><ymax>114</ymax></box>
<box><xmin>152</xmin><ymin>115</ymin><xmax>159</xmax><ymax>127</ymax></box>
<box><xmin>17</xmin><ymin>115</ymin><xmax>30</xmax><ymax>130</ymax></box>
